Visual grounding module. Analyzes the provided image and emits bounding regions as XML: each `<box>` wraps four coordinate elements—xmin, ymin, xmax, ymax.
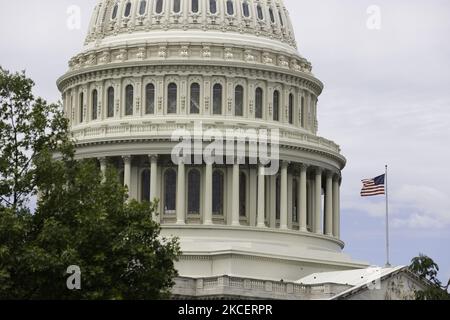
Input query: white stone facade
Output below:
<box><xmin>58</xmin><ymin>0</ymin><xmax>368</xmax><ymax>297</ymax></box>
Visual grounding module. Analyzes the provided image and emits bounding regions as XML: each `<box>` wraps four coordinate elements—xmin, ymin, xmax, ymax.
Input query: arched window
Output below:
<box><xmin>190</xmin><ymin>83</ymin><xmax>200</xmax><ymax>114</ymax></box>
<box><xmin>188</xmin><ymin>169</ymin><xmax>201</xmax><ymax>215</ymax></box>
<box><xmin>164</xmin><ymin>169</ymin><xmax>176</xmax><ymax>214</ymax></box>
<box><xmin>155</xmin><ymin>0</ymin><xmax>164</xmax><ymax>14</ymax></box>
<box><xmin>257</xmin><ymin>4</ymin><xmax>264</xmax><ymax>20</ymax></box>
<box><xmin>239</xmin><ymin>173</ymin><xmax>247</xmax><ymax>217</ymax></box>
<box><xmin>212</xmin><ymin>171</ymin><xmax>224</xmax><ymax>215</ymax></box>
<box><xmin>141</xmin><ymin>169</ymin><xmax>150</xmax><ymax>202</ymax></box>
<box><xmin>173</xmin><ymin>0</ymin><xmax>181</xmax><ymax>13</ymax></box>
<box><xmin>301</xmin><ymin>96</ymin><xmax>305</xmax><ymax>128</ymax></box>
<box><xmin>191</xmin><ymin>0</ymin><xmax>199</xmax><ymax>13</ymax></box>
<box><xmin>139</xmin><ymin>0</ymin><xmax>147</xmax><ymax>15</ymax></box>
<box><xmin>255</xmin><ymin>87</ymin><xmax>263</xmax><ymax>119</ymax></box>
<box><xmin>293</xmin><ymin>179</ymin><xmax>298</xmax><ymax>223</ymax></box>
<box><xmin>235</xmin><ymin>85</ymin><xmax>244</xmax><ymax>116</ymax></box>
<box><xmin>112</xmin><ymin>4</ymin><xmax>118</xmax><ymax>19</ymax></box>
<box><xmin>79</xmin><ymin>92</ymin><xmax>84</xmax><ymax>123</ymax></box>
<box><xmin>226</xmin><ymin>0</ymin><xmax>234</xmax><ymax>15</ymax></box>
<box><xmin>209</xmin><ymin>0</ymin><xmax>217</xmax><ymax>14</ymax></box>
<box><xmin>213</xmin><ymin>84</ymin><xmax>223</xmax><ymax>115</ymax></box>
<box><xmin>124</xmin><ymin>2</ymin><xmax>132</xmax><ymax>17</ymax></box>
<box><xmin>92</xmin><ymin>89</ymin><xmax>98</xmax><ymax>121</ymax></box>
<box><xmin>107</xmin><ymin>87</ymin><xmax>114</xmax><ymax>118</ymax></box>
<box><xmin>167</xmin><ymin>83</ymin><xmax>177</xmax><ymax>114</ymax></box>
<box><xmin>269</xmin><ymin>8</ymin><xmax>275</xmax><ymax>23</ymax></box>
<box><xmin>242</xmin><ymin>2</ymin><xmax>250</xmax><ymax>17</ymax></box>
<box><xmin>289</xmin><ymin>93</ymin><xmax>294</xmax><ymax>124</ymax></box>
<box><xmin>278</xmin><ymin>10</ymin><xmax>284</xmax><ymax>26</ymax></box>
<box><xmin>276</xmin><ymin>176</ymin><xmax>280</xmax><ymax>220</ymax></box>
<box><xmin>125</xmin><ymin>85</ymin><xmax>134</xmax><ymax>116</ymax></box>
<box><xmin>273</xmin><ymin>90</ymin><xmax>280</xmax><ymax>121</ymax></box>
<box><xmin>145</xmin><ymin>83</ymin><xmax>155</xmax><ymax>114</ymax></box>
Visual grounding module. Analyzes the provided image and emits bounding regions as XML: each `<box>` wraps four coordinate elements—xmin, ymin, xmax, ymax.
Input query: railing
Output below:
<box><xmin>71</xmin><ymin>121</ymin><xmax>342</xmax><ymax>154</ymax></box>
<box><xmin>172</xmin><ymin>275</ymin><xmax>350</xmax><ymax>300</ymax></box>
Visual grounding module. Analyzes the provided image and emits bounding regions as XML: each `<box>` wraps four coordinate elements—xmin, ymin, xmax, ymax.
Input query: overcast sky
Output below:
<box><xmin>1</xmin><ymin>0</ymin><xmax>449</xmax><ymax>281</ymax></box>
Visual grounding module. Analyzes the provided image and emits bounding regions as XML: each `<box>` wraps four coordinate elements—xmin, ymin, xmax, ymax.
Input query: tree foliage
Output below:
<box><xmin>0</xmin><ymin>68</ymin><xmax>180</xmax><ymax>300</ymax></box>
<box><xmin>409</xmin><ymin>254</ymin><xmax>450</xmax><ymax>300</ymax></box>
<box><xmin>0</xmin><ymin>67</ymin><xmax>69</xmax><ymax>209</ymax></box>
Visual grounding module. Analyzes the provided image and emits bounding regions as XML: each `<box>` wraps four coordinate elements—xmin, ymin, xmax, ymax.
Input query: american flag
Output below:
<box><xmin>361</xmin><ymin>174</ymin><xmax>386</xmax><ymax>197</ymax></box>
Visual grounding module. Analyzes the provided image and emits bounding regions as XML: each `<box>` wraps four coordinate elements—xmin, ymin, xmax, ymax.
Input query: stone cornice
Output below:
<box><xmin>58</xmin><ymin>60</ymin><xmax>322</xmax><ymax>97</ymax></box>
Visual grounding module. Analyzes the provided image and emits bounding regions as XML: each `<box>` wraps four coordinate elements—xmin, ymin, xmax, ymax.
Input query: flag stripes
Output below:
<box><xmin>361</xmin><ymin>174</ymin><xmax>385</xmax><ymax>197</ymax></box>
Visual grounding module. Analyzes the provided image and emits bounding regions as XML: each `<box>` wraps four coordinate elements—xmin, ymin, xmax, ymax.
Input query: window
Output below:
<box><xmin>191</xmin><ymin>0</ymin><xmax>199</xmax><ymax>13</ymax></box>
<box><xmin>276</xmin><ymin>176</ymin><xmax>280</xmax><ymax>219</ymax></box>
<box><xmin>155</xmin><ymin>0</ymin><xmax>164</xmax><ymax>14</ymax></box>
<box><xmin>107</xmin><ymin>87</ymin><xmax>114</xmax><ymax>118</ymax></box>
<box><xmin>293</xmin><ymin>179</ymin><xmax>298</xmax><ymax>223</ymax></box>
<box><xmin>125</xmin><ymin>85</ymin><xmax>134</xmax><ymax>116</ymax></box>
<box><xmin>139</xmin><ymin>0</ymin><xmax>147</xmax><ymax>15</ymax></box>
<box><xmin>255</xmin><ymin>87</ymin><xmax>263</xmax><ymax>119</ymax></box>
<box><xmin>141</xmin><ymin>169</ymin><xmax>150</xmax><ymax>202</ymax></box>
<box><xmin>92</xmin><ymin>89</ymin><xmax>98</xmax><ymax>120</ymax></box>
<box><xmin>167</xmin><ymin>83</ymin><xmax>177</xmax><ymax>114</ymax></box>
<box><xmin>164</xmin><ymin>169</ymin><xmax>176</xmax><ymax>214</ymax></box>
<box><xmin>212</xmin><ymin>171</ymin><xmax>224</xmax><ymax>215</ymax></box>
<box><xmin>79</xmin><ymin>92</ymin><xmax>84</xmax><ymax>123</ymax></box>
<box><xmin>213</xmin><ymin>84</ymin><xmax>222</xmax><ymax>115</ymax></box>
<box><xmin>289</xmin><ymin>93</ymin><xmax>294</xmax><ymax>124</ymax></box>
<box><xmin>257</xmin><ymin>4</ymin><xmax>263</xmax><ymax>20</ymax></box>
<box><xmin>278</xmin><ymin>10</ymin><xmax>284</xmax><ymax>26</ymax></box>
<box><xmin>226</xmin><ymin>0</ymin><xmax>234</xmax><ymax>15</ymax></box>
<box><xmin>173</xmin><ymin>0</ymin><xmax>181</xmax><ymax>13</ymax></box>
<box><xmin>269</xmin><ymin>8</ymin><xmax>275</xmax><ymax>23</ymax></box>
<box><xmin>301</xmin><ymin>96</ymin><xmax>305</xmax><ymax>128</ymax></box>
<box><xmin>209</xmin><ymin>0</ymin><xmax>217</xmax><ymax>14</ymax></box>
<box><xmin>112</xmin><ymin>4</ymin><xmax>118</xmax><ymax>19</ymax></box>
<box><xmin>273</xmin><ymin>90</ymin><xmax>280</xmax><ymax>121</ymax></box>
<box><xmin>235</xmin><ymin>85</ymin><xmax>244</xmax><ymax>116</ymax></box>
<box><xmin>188</xmin><ymin>169</ymin><xmax>201</xmax><ymax>215</ymax></box>
<box><xmin>190</xmin><ymin>83</ymin><xmax>200</xmax><ymax>114</ymax></box>
<box><xmin>242</xmin><ymin>2</ymin><xmax>250</xmax><ymax>17</ymax></box>
<box><xmin>239</xmin><ymin>173</ymin><xmax>247</xmax><ymax>217</ymax></box>
<box><xmin>124</xmin><ymin>2</ymin><xmax>132</xmax><ymax>17</ymax></box>
<box><xmin>145</xmin><ymin>83</ymin><xmax>155</xmax><ymax>114</ymax></box>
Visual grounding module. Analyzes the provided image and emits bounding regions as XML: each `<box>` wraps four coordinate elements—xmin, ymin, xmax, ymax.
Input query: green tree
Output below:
<box><xmin>0</xmin><ymin>67</ymin><xmax>69</xmax><ymax>209</ymax></box>
<box><xmin>0</xmin><ymin>68</ymin><xmax>180</xmax><ymax>299</ymax></box>
<box><xmin>409</xmin><ymin>254</ymin><xmax>450</xmax><ymax>300</ymax></box>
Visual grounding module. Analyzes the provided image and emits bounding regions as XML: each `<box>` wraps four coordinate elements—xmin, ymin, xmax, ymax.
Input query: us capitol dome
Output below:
<box><xmin>57</xmin><ymin>0</ymin><xmax>370</xmax><ymax>299</ymax></box>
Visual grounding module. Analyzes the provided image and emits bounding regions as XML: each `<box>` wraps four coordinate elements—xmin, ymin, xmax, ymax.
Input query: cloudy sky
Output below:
<box><xmin>1</xmin><ymin>0</ymin><xmax>449</xmax><ymax>281</ymax></box>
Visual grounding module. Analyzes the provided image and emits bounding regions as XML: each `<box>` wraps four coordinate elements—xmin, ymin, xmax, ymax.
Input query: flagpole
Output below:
<box><xmin>385</xmin><ymin>165</ymin><xmax>391</xmax><ymax>267</ymax></box>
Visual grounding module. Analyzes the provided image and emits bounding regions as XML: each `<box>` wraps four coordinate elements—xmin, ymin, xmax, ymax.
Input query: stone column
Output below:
<box><xmin>99</xmin><ymin>157</ymin><xmax>107</xmax><ymax>181</ymax></box>
<box><xmin>231</xmin><ymin>162</ymin><xmax>240</xmax><ymax>226</ymax></box>
<box><xmin>314</xmin><ymin>168</ymin><xmax>323</xmax><ymax>234</ymax></box>
<box><xmin>176</xmin><ymin>160</ymin><xmax>186</xmax><ymax>225</ymax></box>
<box><xmin>257</xmin><ymin>164</ymin><xmax>266</xmax><ymax>228</ymax></box>
<box><xmin>333</xmin><ymin>176</ymin><xmax>341</xmax><ymax>238</ymax></box>
<box><xmin>299</xmin><ymin>164</ymin><xmax>308</xmax><ymax>232</ymax></box>
<box><xmin>280</xmin><ymin>161</ymin><xmax>288</xmax><ymax>230</ymax></box>
<box><xmin>325</xmin><ymin>172</ymin><xmax>333</xmax><ymax>236</ymax></box>
<box><xmin>123</xmin><ymin>156</ymin><xmax>132</xmax><ymax>197</ymax></box>
<box><xmin>204</xmin><ymin>163</ymin><xmax>213</xmax><ymax>225</ymax></box>
<box><xmin>149</xmin><ymin>155</ymin><xmax>158</xmax><ymax>202</ymax></box>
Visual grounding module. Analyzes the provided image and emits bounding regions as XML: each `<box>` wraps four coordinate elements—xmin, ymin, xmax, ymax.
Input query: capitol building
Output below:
<box><xmin>57</xmin><ymin>0</ymin><xmax>426</xmax><ymax>299</ymax></box>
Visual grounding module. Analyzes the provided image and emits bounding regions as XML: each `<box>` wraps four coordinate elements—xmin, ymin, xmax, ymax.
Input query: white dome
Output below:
<box><xmin>85</xmin><ymin>0</ymin><xmax>298</xmax><ymax>53</ymax></box>
<box><xmin>56</xmin><ymin>0</ymin><xmax>366</xmax><ymax>293</ymax></box>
